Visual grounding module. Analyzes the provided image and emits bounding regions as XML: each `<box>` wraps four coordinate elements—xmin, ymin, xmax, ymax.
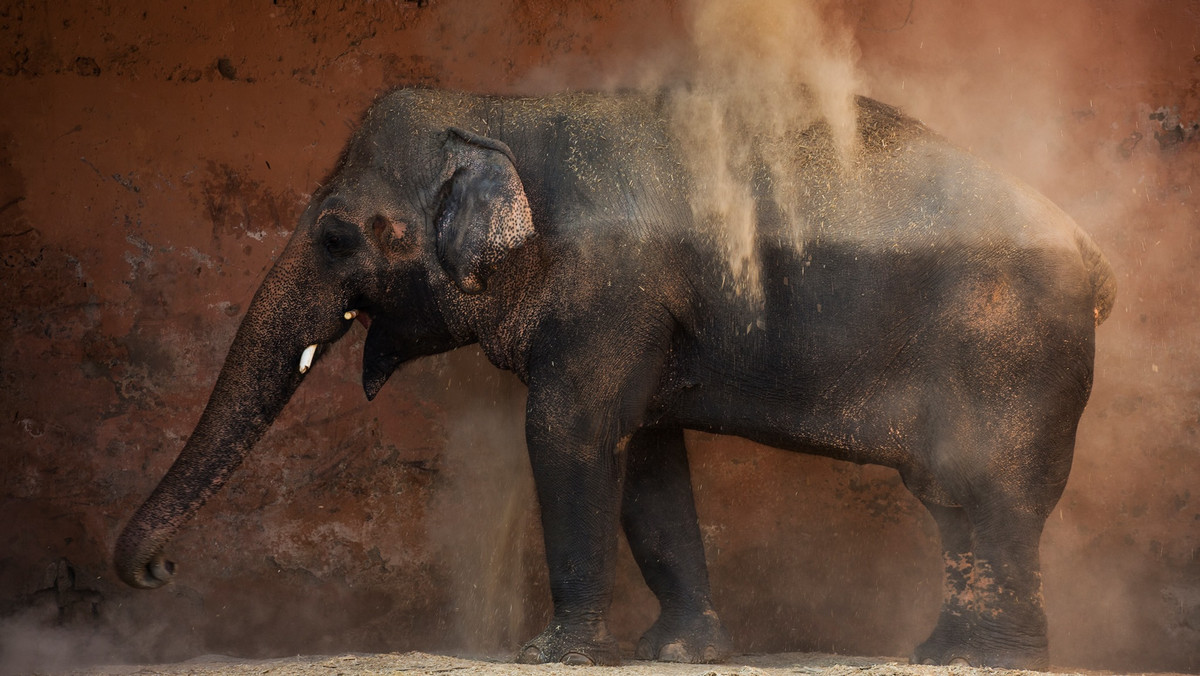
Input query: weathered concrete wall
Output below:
<box><xmin>0</xmin><ymin>1</ymin><xmax>1196</xmax><ymax>672</ymax></box>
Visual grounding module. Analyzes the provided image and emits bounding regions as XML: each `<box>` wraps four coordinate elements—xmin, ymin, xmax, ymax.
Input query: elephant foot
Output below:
<box><xmin>635</xmin><ymin>608</ymin><xmax>732</xmax><ymax>664</ymax></box>
<box><xmin>912</xmin><ymin>612</ymin><xmax>1049</xmax><ymax>670</ymax></box>
<box><xmin>515</xmin><ymin>617</ymin><xmax>621</xmax><ymax>666</ymax></box>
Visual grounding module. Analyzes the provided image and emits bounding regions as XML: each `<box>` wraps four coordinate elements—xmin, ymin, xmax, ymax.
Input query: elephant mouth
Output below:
<box><xmin>297</xmin><ymin>308</ymin><xmax>370</xmax><ymax>374</ymax></box>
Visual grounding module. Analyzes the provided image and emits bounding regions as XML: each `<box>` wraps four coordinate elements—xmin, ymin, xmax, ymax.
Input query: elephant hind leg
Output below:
<box><xmin>905</xmin><ymin>347</ymin><xmax>1084</xmax><ymax>670</ymax></box>
<box><xmin>911</xmin><ymin>502</ymin><xmax>977</xmax><ymax>667</ymax></box>
<box><xmin>622</xmin><ymin>426</ymin><xmax>732</xmax><ymax>663</ymax></box>
<box><xmin>910</xmin><ymin>487</ymin><xmax>1053</xmax><ymax>669</ymax></box>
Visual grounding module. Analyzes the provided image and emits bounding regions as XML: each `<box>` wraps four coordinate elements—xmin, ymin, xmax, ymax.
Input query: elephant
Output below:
<box><xmin>114</xmin><ymin>87</ymin><xmax>1115</xmax><ymax>670</ymax></box>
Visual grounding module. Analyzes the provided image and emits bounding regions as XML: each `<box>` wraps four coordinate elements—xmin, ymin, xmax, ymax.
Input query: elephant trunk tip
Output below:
<box><xmin>117</xmin><ymin>550</ymin><xmax>176</xmax><ymax>590</ymax></box>
<box><xmin>115</xmin><ymin>527</ymin><xmax>178</xmax><ymax>589</ymax></box>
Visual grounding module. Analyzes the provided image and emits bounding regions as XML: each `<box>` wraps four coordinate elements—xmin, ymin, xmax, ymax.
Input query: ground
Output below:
<box><xmin>51</xmin><ymin>652</ymin><xmax>1141</xmax><ymax>676</ymax></box>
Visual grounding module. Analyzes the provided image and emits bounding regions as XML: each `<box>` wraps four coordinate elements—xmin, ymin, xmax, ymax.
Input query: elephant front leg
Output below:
<box><xmin>514</xmin><ymin>392</ymin><xmax>629</xmax><ymax>666</ymax></box>
<box><xmin>622</xmin><ymin>426</ymin><xmax>731</xmax><ymax>663</ymax></box>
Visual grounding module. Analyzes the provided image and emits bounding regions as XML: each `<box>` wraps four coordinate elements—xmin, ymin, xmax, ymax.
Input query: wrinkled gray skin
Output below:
<box><xmin>115</xmin><ymin>88</ymin><xmax>1115</xmax><ymax>670</ymax></box>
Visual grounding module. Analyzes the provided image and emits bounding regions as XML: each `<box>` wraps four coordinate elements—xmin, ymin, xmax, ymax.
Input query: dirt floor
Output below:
<box><xmin>49</xmin><ymin>651</ymin><xmax>1122</xmax><ymax>676</ymax></box>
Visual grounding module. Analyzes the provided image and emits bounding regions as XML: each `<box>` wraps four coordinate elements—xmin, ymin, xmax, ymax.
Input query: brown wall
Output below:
<box><xmin>1</xmin><ymin>1</ymin><xmax>1197</xmax><ymax>672</ymax></box>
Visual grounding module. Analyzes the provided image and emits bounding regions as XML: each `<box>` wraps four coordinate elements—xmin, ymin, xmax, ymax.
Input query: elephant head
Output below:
<box><xmin>114</xmin><ymin>106</ymin><xmax>536</xmax><ymax>588</ymax></box>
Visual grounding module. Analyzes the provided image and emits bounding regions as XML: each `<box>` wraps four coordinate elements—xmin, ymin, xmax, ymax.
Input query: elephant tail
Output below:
<box><xmin>1075</xmin><ymin>228</ymin><xmax>1117</xmax><ymax>326</ymax></box>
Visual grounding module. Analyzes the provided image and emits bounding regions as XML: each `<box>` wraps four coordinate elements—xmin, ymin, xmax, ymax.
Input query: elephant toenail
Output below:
<box><xmin>949</xmin><ymin>657</ymin><xmax>971</xmax><ymax>666</ymax></box>
<box><xmin>562</xmin><ymin>652</ymin><xmax>594</xmax><ymax>666</ymax></box>
<box><xmin>658</xmin><ymin>642</ymin><xmax>689</xmax><ymax>662</ymax></box>
<box><xmin>701</xmin><ymin>645</ymin><xmax>721</xmax><ymax>662</ymax></box>
<box><xmin>517</xmin><ymin>646</ymin><xmax>542</xmax><ymax>664</ymax></box>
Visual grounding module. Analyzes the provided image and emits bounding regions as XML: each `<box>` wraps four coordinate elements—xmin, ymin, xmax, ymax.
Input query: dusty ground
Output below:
<box><xmin>52</xmin><ymin>651</ymin><xmax>1126</xmax><ymax>676</ymax></box>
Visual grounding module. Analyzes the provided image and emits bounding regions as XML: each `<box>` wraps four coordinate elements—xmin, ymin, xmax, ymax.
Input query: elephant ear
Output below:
<box><xmin>434</xmin><ymin>127</ymin><xmax>535</xmax><ymax>295</ymax></box>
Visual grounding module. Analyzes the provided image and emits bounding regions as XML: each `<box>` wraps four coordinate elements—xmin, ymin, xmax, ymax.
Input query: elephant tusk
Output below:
<box><xmin>299</xmin><ymin>344</ymin><xmax>318</xmax><ymax>374</ymax></box>
<box><xmin>343</xmin><ymin>309</ymin><xmax>358</xmax><ymax>321</ymax></box>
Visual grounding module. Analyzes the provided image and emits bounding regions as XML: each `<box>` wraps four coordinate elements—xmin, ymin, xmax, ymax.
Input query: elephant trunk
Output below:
<box><xmin>113</xmin><ymin>371</ymin><xmax>293</xmax><ymax>588</ymax></box>
<box><xmin>115</xmin><ymin>255</ymin><xmax>349</xmax><ymax>589</ymax></box>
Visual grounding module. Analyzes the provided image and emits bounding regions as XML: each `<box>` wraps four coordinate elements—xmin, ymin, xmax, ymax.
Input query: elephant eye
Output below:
<box><xmin>320</xmin><ymin>218</ymin><xmax>361</xmax><ymax>259</ymax></box>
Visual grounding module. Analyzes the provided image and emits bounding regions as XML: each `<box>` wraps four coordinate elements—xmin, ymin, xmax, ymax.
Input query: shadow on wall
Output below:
<box><xmin>0</xmin><ymin>0</ymin><xmax>1198</xmax><ymax>673</ymax></box>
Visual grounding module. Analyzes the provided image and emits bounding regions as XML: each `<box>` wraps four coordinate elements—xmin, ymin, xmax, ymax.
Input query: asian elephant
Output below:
<box><xmin>114</xmin><ymin>87</ymin><xmax>1115</xmax><ymax>670</ymax></box>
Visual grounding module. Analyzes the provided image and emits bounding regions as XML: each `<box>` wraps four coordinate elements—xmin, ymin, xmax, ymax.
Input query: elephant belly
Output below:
<box><xmin>662</xmin><ymin>336</ymin><xmax>925</xmax><ymax>471</ymax></box>
<box><xmin>658</xmin><ymin>239</ymin><xmax>1096</xmax><ymax>474</ymax></box>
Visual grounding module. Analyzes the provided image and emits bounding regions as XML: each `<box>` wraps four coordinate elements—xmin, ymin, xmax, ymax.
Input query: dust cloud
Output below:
<box><xmin>0</xmin><ymin>613</ymin><xmax>125</xmax><ymax>675</ymax></box>
<box><xmin>664</xmin><ymin>0</ymin><xmax>863</xmax><ymax>295</ymax></box>
<box><xmin>423</xmin><ymin>348</ymin><xmax>547</xmax><ymax>658</ymax></box>
<box><xmin>0</xmin><ymin>558</ymin><xmax>185</xmax><ymax>674</ymax></box>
